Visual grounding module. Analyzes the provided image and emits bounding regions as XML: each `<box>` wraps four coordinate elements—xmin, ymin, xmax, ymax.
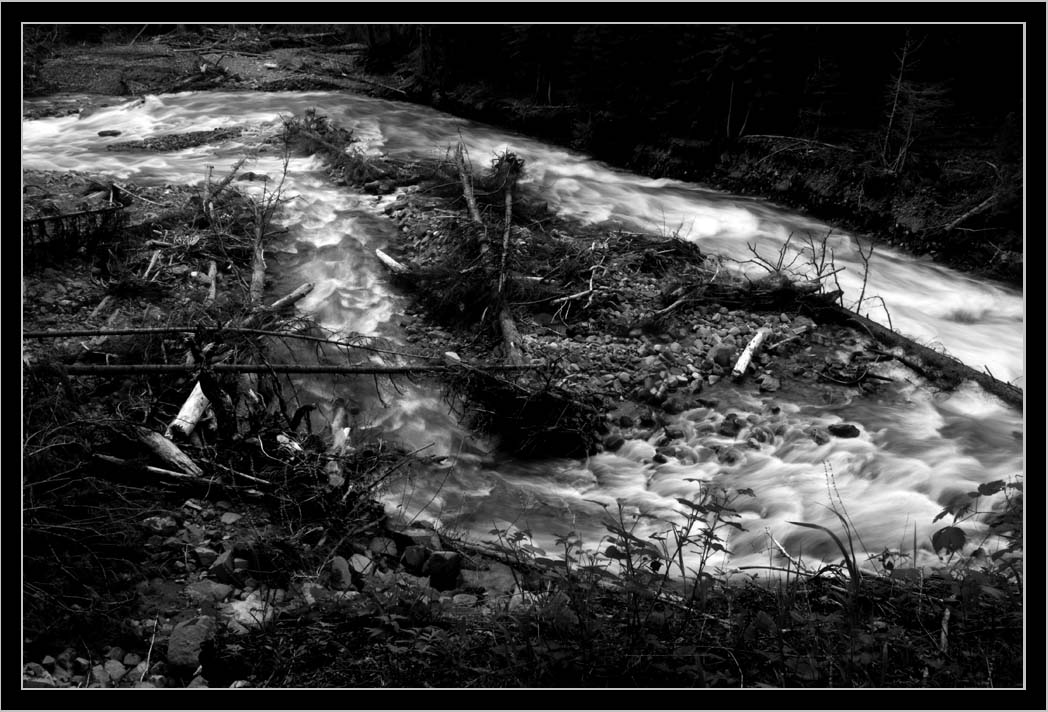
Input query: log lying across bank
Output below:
<box><xmin>706</xmin><ymin>275</ymin><xmax>1022</xmax><ymax>409</ymax></box>
<box><xmin>805</xmin><ymin>299</ymin><xmax>1024</xmax><ymax>410</ymax></box>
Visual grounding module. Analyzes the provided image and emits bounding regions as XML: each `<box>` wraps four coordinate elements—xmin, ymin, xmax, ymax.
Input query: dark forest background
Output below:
<box><xmin>359</xmin><ymin>24</ymin><xmax>1023</xmax><ymax>165</ymax></box>
<box><xmin>24</xmin><ymin>23</ymin><xmax>1027</xmax><ymax>280</ymax></box>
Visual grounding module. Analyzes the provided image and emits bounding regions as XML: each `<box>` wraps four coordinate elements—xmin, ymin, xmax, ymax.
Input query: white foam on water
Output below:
<box><xmin>23</xmin><ymin>89</ymin><xmax>1023</xmax><ymax>578</ymax></box>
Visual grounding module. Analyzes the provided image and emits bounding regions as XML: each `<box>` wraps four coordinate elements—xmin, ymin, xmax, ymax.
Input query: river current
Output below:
<box><xmin>22</xmin><ymin>91</ymin><xmax>1024</xmax><ymax>575</ymax></box>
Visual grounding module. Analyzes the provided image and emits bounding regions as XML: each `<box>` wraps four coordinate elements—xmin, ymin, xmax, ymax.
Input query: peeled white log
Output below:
<box><xmin>732</xmin><ymin>327</ymin><xmax>771</xmax><ymax>379</ymax></box>
<box><xmin>204</xmin><ymin>260</ymin><xmax>218</xmax><ymax>306</ymax></box>
<box><xmin>166</xmin><ymin>381</ymin><xmax>211</xmax><ymax>438</ymax></box>
<box><xmin>375</xmin><ymin>248</ymin><xmax>408</xmax><ymax>274</ymax></box>
<box><xmin>134</xmin><ymin>426</ymin><xmax>204</xmax><ymax>477</ymax></box>
<box><xmin>268</xmin><ymin>282</ymin><xmax>313</xmax><ymax>310</ymax></box>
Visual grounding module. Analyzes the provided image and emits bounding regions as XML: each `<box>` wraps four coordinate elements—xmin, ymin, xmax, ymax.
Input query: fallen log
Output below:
<box><xmin>94</xmin><ymin>453</ymin><xmax>211</xmax><ymax>484</ymax></box>
<box><xmin>297</xmin><ymin>128</ymin><xmax>352</xmax><ymax>158</ymax></box>
<box><xmin>248</xmin><ymin>234</ymin><xmax>266</xmax><ymax>305</ymax></box>
<box><xmin>375</xmin><ymin>248</ymin><xmax>409</xmax><ymax>275</ymax></box>
<box><xmin>89</xmin><ymin>295</ymin><xmax>113</xmax><ymax>320</ymax></box>
<box><xmin>141</xmin><ymin>249</ymin><xmax>161</xmax><ymax>280</ymax></box>
<box><xmin>498</xmin><ymin>154</ymin><xmax>523</xmax><ymax>295</ymax></box>
<box><xmin>134</xmin><ymin>426</ymin><xmax>204</xmax><ymax>477</ymax></box>
<box><xmin>166</xmin><ymin>381</ymin><xmax>210</xmax><ymax>439</ymax></box>
<box><xmin>208</xmin><ymin>157</ymin><xmax>248</xmax><ymax>207</ymax></box>
<box><xmin>454</xmin><ymin>142</ymin><xmax>487</xmax><ymax>251</ymax></box>
<box><xmin>499</xmin><ymin>305</ymin><xmax>525</xmax><ymax>367</ymax></box>
<box><xmin>453</xmin><ymin>142</ymin><xmax>524</xmax><ymax>366</ymax></box>
<box><xmin>204</xmin><ymin>260</ymin><xmax>218</xmax><ymax>307</ymax></box>
<box><xmin>239</xmin><ymin>283</ymin><xmax>320</xmax><ymax>329</ymax></box>
<box><xmin>268</xmin><ymin>282</ymin><xmax>314</xmax><ymax>310</ymax></box>
<box><xmin>732</xmin><ymin>327</ymin><xmax>772</xmax><ymax>379</ymax></box>
<box><xmin>809</xmin><ymin>301</ymin><xmax>1023</xmax><ymax>410</ymax></box>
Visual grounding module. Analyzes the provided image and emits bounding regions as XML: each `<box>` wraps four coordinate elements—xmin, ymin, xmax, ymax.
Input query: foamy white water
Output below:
<box><xmin>23</xmin><ymin>91</ymin><xmax>1024</xmax><ymax>574</ymax></box>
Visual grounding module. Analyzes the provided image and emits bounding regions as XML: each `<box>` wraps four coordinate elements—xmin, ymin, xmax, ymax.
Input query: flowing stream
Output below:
<box><xmin>23</xmin><ymin>91</ymin><xmax>1025</xmax><ymax>575</ymax></box>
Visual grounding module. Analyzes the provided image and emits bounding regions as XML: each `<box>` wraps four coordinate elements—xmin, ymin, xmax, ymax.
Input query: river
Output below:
<box><xmin>22</xmin><ymin>90</ymin><xmax>1025</xmax><ymax>575</ymax></box>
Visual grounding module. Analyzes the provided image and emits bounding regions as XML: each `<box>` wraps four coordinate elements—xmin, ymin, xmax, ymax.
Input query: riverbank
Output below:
<box><xmin>23</xmin><ymin>26</ymin><xmax>1023</xmax><ymax>288</ymax></box>
<box><xmin>21</xmin><ymin>26</ymin><xmax>1025</xmax><ymax>691</ymax></box>
<box><xmin>395</xmin><ymin>84</ymin><xmax>1023</xmax><ymax>289</ymax></box>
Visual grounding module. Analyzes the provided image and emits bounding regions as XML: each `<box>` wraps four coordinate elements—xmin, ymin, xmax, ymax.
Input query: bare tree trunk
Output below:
<box><xmin>882</xmin><ymin>35</ymin><xmax>911</xmax><ymax>169</ymax></box>
<box><xmin>454</xmin><ymin>142</ymin><xmax>488</xmax><ymax>252</ymax></box>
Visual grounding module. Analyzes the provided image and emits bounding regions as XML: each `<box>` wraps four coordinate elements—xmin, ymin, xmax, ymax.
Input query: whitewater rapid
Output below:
<box><xmin>23</xmin><ymin>91</ymin><xmax>1024</xmax><ymax>575</ymax></box>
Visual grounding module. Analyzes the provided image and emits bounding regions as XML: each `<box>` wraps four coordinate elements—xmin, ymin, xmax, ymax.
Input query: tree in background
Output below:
<box><xmin>879</xmin><ymin>31</ymin><xmax>951</xmax><ymax>174</ymax></box>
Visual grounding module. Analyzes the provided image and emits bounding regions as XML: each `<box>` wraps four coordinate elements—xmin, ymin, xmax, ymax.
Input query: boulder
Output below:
<box><xmin>23</xmin><ymin>663</ymin><xmax>55</xmax><ymax>688</ymax></box>
<box><xmin>90</xmin><ymin>664</ymin><xmax>110</xmax><ymax>687</ymax></box>
<box><xmin>368</xmin><ymin>536</ymin><xmax>398</xmax><ymax>557</ymax></box>
<box><xmin>193</xmin><ymin>546</ymin><xmax>220</xmax><ymax>567</ymax></box>
<box><xmin>829</xmin><ymin>423</ymin><xmax>861</xmax><ymax>438</ymax></box>
<box><xmin>104</xmin><ymin>659</ymin><xmax>127</xmax><ymax>682</ymax></box>
<box><xmin>221</xmin><ymin>591</ymin><xmax>277</xmax><ymax>632</ymax></box>
<box><xmin>330</xmin><ymin>556</ymin><xmax>353</xmax><ymax>590</ymax></box>
<box><xmin>401</xmin><ymin>545</ymin><xmax>430</xmax><ymax>575</ymax></box>
<box><xmin>461</xmin><ymin>562</ymin><xmax>518</xmax><ymax>595</ymax></box>
<box><xmin>422</xmin><ymin>551</ymin><xmax>462</xmax><ymax>591</ymax></box>
<box><xmin>717</xmin><ymin>414</ymin><xmax>744</xmax><ymax>437</ymax></box>
<box><xmin>166</xmin><ymin>615</ymin><xmax>216</xmax><ymax>668</ymax></box>
<box><xmin>708</xmin><ymin>343</ymin><xmax>736</xmax><ymax>368</ymax></box>
<box><xmin>348</xmin><ymin>553</ymin><xmax>374</xmax><ymax>576</ymax></box>
<box><xmin>185</xmin><ymin>580</ymin><xmax>232</xmax><ymax>605</ymax></box>
<box><xmin>758</xmin><ymin>374</ymin><xmax>781</xmax><ymax>392</ymax></box>
<box><xmin>451</xmin><ymin>593</ymin><xmax>478</xmax><ymax>607</ymax></box>
<box><xmin>398</xmin><ymin>528</ymin><xmax>442</xmax><ymax>550</ymax></box>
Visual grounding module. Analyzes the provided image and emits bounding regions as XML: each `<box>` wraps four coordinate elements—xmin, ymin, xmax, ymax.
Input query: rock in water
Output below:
<box><xmin>829</xmin><ymin>423</ymin><xmax>861</xmax><ymax>438</ymax></box>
